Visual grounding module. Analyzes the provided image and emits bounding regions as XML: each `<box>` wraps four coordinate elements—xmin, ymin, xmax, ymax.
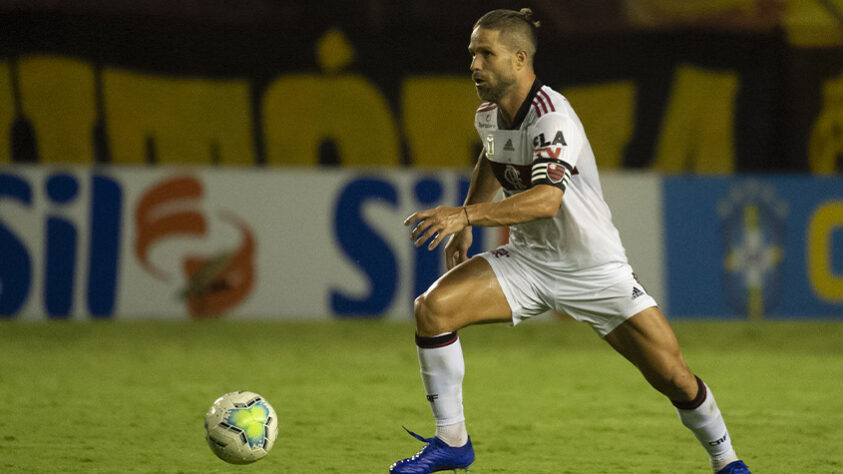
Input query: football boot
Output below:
<box><xmin>716</xmin><ymin>460</ymin><xmax>751</xmax><ymax>474</ymax></box>
<box><xmin>389</xmin><ymin>427</ymin><xmax>474</xmax><ymax>473</ymax></box>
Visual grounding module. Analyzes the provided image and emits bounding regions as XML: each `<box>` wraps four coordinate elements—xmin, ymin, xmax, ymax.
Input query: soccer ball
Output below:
<box><xmin>204</xmin><ymin>391</ymin><xmax>278</xmax><ymax>464</ymax></box>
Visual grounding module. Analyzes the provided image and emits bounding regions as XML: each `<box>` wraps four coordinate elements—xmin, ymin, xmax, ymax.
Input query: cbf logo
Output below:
<box><xmin>717</xmin><ymin>181</ymin><xmax>787</xmax><ymax>320</ymax></box>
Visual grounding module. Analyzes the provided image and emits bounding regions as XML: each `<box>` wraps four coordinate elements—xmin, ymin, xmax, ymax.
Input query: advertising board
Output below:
<box><xmin>1</xmin><ymin>167</ymin><xmax>667</xmax><ymax>320</ymax></box>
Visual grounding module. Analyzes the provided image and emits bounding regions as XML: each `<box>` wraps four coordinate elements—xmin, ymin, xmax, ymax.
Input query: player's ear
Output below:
<box><xmin>515</xmin><ymin>49</ymin><xmax>528</xmax><ymax>70</ymax></box>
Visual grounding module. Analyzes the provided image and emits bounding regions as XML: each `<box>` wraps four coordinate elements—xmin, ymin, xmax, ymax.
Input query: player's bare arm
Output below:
<box><xmin>404</xmin><ymin>176</ymin><xmax>562</xmax><ymax>251</ymax></box>
<box><xmin>463</xmin><ymin>182</ymin><xmax>561</xmax><ymax>227</ymax></box>
<box><xmin>441</xmin><ymin>152</ymin><xmax>500</xmax><ymax>268</ymax></box>
<box><xmin>463</xmin><ymin>151</ymin><xmax>502</xmax><ymax>208</ymax></box>
<box><xmin>404</xmin><ymin>150</ymin><xmax>495</xmax><ymax>254</ymax></box>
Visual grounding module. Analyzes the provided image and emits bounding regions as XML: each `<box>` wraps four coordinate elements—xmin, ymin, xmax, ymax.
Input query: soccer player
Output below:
<box><xmin>390</xmin><ymin>8</ymin><xmax>751</xmax><ymax>474</ymax></box>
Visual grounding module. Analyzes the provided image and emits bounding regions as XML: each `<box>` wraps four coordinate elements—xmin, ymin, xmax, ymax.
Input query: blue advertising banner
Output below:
<box><xmin>664</xmin><ymin>176</ymin><xmax>843</xmax><ymax>319</ymax></box>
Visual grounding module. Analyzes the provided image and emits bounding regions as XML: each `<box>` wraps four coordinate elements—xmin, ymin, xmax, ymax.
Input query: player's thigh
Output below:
<box><xmin>415</xmin><ymin>256</ymin><xmax>511</xmax><ymax>335</ymax></box>
<box><xmin>603</xmin><ymin>306</ymin><xmax>696</xmax><ymax>398</ymax></box>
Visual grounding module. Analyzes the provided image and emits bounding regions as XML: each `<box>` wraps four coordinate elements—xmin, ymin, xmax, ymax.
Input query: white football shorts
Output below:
<box><xmin>479</xmin><ymin>244</ymin><xmax>658</xmax><ymax>337</ymax></box>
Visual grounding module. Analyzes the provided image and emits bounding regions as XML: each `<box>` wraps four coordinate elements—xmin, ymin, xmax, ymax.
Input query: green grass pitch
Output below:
<box><xmin>1</xmin><ymin>319</ymin><xmax>842</xmax><ymax>473</ymax></box>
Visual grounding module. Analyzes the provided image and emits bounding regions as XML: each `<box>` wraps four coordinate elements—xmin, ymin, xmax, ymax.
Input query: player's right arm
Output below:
<box><xmin>444</xmin><ymin>150</ymin><xmax>501</xmax><ymax>269</ymax></box>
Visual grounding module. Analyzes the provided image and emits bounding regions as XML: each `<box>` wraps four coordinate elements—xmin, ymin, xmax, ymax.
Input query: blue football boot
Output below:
<box><xmin>389</xmin><ymin>427</ymin><xmax>474</xmax><ymax>473</ymax></box>
<box><xmin>716</xmin><ymin>460</ymin><xmax>751</xmax><ymax>474</ymax></box>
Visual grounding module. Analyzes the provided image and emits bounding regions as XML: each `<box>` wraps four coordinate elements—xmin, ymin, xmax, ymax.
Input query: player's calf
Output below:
<box><xmin>643</xmin><ymin>361</ymin><xmax>699</xmax><ymax>402</ymax></box>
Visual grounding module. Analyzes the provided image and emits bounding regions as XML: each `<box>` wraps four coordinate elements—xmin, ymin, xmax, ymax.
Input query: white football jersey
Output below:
<box><xmin>474</xmin><ymin>80</ymin><xmax>628</xmax><ymax>271</ymax></box>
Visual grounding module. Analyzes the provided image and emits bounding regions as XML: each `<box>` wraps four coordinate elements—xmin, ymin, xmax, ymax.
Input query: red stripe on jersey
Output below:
<box><xmin>535</xmin><ymin>95</ymin><xmax>550</xmax><ymax>115</ymax></box>
<box><xmin>539</xmin><ymin>89</ymin><xmax>555</xmax><ymax>112</ymax></box>
<box><xmin>533</xmin><ymin>97</ymin><xmax>548</xmax><ymax>116</ymax></box>
<box><xmin>476</xmin><ymin>102</ymin><xmax>497</xmax><ymax>113</ymax></box>
<box><xmin>531</xmin><ymin>100</ymin><xmax>543</xmax><ymax>118</ymax></box>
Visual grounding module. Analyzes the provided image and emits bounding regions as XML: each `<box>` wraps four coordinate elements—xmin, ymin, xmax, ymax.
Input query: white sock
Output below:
<box><xmin>416</xmin><ymin>332</ymin><xmax>468</xmax><ymax>447</ymax></box>
<box><xmin>674</xmin><ymin>378</ymin><xmax>739</xmax><ymax>472</ymax></box>
<box><xmin>435</xmin><ymin>422</ymin><xmax>468</xmax><ymax>448</ymax></box>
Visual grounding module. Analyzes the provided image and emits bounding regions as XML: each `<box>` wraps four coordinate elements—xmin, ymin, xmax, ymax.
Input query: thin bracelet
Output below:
<box><xmin>463</xmin><ymin>206</ymin><xmax>471</xmax><ymax>226</ymax></box>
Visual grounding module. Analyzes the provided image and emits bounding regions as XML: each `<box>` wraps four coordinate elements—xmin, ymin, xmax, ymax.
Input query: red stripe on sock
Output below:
<box><xmin>415</xmin><ymin>332</ymin><xmax>458</xmax><ymax>348</ymax></box>
<box><xmin>672</xmin><ymin>376</ymin><xmax>707</xmax><ymax>410</ymax></box>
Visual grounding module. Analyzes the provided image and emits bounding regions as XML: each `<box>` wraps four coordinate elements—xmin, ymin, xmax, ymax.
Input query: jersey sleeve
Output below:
<box><xmin>529</xmin><ymin>112</ymin><xmax>583</xmax><ymax>192</ymax></box>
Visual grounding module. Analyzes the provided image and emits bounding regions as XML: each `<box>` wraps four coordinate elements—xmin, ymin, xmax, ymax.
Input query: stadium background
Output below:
<box><xmin>1</xmin><ymin>2</ymin><xmax>843</xmax><ymax>473</ymax></box>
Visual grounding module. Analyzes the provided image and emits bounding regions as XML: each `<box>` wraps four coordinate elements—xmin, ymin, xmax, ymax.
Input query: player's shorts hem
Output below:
<box><xmin>478</xmin><ymin>252</ymin><xmax>525</xmax><ymax>325</ymax></box>
<box><xmin>599</xmin><ymin>295</ymin><xmax>659</xmax><ymax>338</ymax></box>
<box><xmin>478</xmin><ymin>245</ymin><xmax>660</xmax><ymax>337</ymax></box>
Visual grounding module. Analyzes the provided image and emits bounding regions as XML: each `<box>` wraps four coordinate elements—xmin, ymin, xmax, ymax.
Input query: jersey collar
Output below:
<box><xmin>499</xmin><ymin>78</ymin><xmax>543</xmax><ymax>130</ymax></box>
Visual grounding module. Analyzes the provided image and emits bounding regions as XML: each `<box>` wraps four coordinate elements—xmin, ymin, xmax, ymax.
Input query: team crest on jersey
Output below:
<box><xmin>504</xmin><ymin>165</ymin><xmax>527</xmax><ymax>189</ymax></box>
<box><xmin>547</xmin><ymin>162</ymin><xmax>565</xmax><ymax>184</ymax></box>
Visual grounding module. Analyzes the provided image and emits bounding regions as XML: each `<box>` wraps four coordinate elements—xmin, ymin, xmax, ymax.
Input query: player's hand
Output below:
<box><xmin>404</xmin><ymin>206</ymin><xmax>469</xmax><ymax>251</ymax></box>
<box><xmin>444</xmin><ymin>227</ymin><xmax>473</xmax><ymax>270</ymax></box>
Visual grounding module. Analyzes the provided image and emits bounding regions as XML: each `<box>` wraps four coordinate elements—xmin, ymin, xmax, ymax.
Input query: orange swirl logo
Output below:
<box><xmin>134</xmin><ymin>176</ymin><xmax>255</xmax><ymax>318</ymax></box>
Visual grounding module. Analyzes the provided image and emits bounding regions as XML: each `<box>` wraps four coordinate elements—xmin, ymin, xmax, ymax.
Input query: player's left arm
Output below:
<box><xmin>406</xmin><ymin>112</ymin><xmax>580</xmax><ymax>250</ymax></box>
<box><xmin>463</xmin><ymin>112</ymin><xmax>586</xmax><ymax>228</ymax></box>
<box><xmin>405</xmin><ymin>184</ymin><xmax>562</xmax><ymax>250</ymax></box>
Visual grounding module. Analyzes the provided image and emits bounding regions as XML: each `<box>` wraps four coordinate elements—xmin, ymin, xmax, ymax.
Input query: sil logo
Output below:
<box><xmin>134</xmin><ymin>176</ymin><xmax>256</xmax><ymax>318</ymax></box>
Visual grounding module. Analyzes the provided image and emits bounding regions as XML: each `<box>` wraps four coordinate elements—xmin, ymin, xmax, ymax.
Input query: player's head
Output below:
<box><xmin>473</xmin><ymin>9</ymin><xmax>539</xmax><ymax>64</ymax></box>
<box><xmin>469</xmin><ymin>8</ymin><xmax>540</xmax><ymax>102</ymax></box>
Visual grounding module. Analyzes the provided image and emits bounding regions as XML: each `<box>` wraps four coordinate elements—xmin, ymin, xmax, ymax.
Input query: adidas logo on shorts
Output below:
<box><xmin>632</xmin><ymin>287</ymin><xmax>644</xmax><ymax>299</ymax></box>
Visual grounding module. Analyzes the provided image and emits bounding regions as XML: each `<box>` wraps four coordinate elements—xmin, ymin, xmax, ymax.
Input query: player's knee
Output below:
<box><xmin>413</xmin><ymin>291</ymin><xmax>450</xmax><ymax>334</ymax></box>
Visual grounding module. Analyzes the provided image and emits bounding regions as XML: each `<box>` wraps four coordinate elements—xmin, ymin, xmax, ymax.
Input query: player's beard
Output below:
<box><xmin>475</xmin><ymin>73</ymin><xmax>515</xmax><ymax>103</ymax></box>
